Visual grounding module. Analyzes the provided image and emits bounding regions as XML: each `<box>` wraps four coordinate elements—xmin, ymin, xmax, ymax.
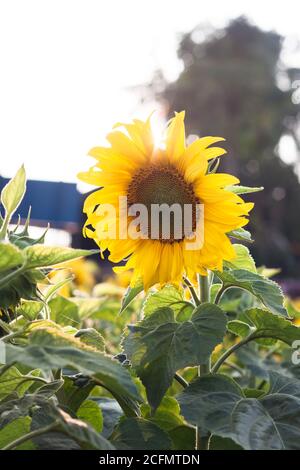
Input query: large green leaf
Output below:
<box><xmin>120</xmin><ymin>279</ymin><xmax>143</xmax><ymax>314</ymax></box>
<box><xmin>228</xmin><ymin>308</ymin><xmax>300</xmax><ymax>346</ymax></box>
<box><xmin>209</xmin><ymin>435</ymin><xmax>242</xmax><ymax>450</ymax></box>
<box><xmin>230</xmin><ymin>394</ymin><xmax>300</xmax><ymax>450</ymax></box>
<box><xmin>77</xmin><ymin>400</ymin><xmax>103</xmax><ymax>433</ymax></box>
<box><xmin>0</xmin><ymin>417</ymin><xmax>35</xmax><ymax>450</ymax></box>
<box><xmin>111</xmin><ymin>417</ymin><xmax>172</xmax><ymax>450</ymax></box>
<box><xmin>268</xmin><ymin>371</ymin><xmax>300</xmax><ymax>398</ymax></box>
<box><xmin>0</xmin><ymin>365</ymin><xmax>40</xmax><ymax>400</ymax></box>
<box><xmin>29</xmin><ymin>401</ymin><xmax>114</xmax><ymax>450</ymax></box>
<box><xmin>16</xmin><ymin>299</ymin><xmax>44</xmax><ymax>321</ymax></box>
<box><xmin>55</xmin><ymin>408</ymin><xmax>113</xmax><ymax>450</ymax></box>
<box><xmin>123</xmin><ymin>303</ymin><xmax>227</xmax><ymax>410</ymax></box>
<box><xmin>49</xmin><ymin>296</ymin><xmax>80</xmax><ymax>327</ymax></box>
<box><xmin>143</xmin><ymin>285</ymin><xmax>194</xmax><ymax>321</ymax></box>
<box><xmin>0</xmin><ymin>242</ymin><xmax>24</xmax><ymax>272</ymax></box>
<box><xmin>141</xmin><ymin>396</ymin><xmax>185</xmax><ymax>432</ymax></box>
<box><xmin>5</xmin><ymin>329</ymin><xmax>141</xmax><ymax>405</ymax></box>
<box><xmin>178</xmin><ymin>373</ymin><xmax>300</xmax><ymax>450</ymax></box>
<box><xmin>72</xmin><ymin>297</ymin><xmax>108</xmax><ymax>320</ymax></box>
<box><xmin>216</xmin><ymin>269</ymin><xmax>287</xmax><ymax>316</ymax></box>
<box><xmin>75</xmin><ymin>328</ymin><xmax>105</xmax><ymax>352</ymax></box>
<box><xmin>177</xmin><ymin>374</ymin><xmax>244</xmax><ymax>435</ymax></box>
<box><xmin>225</xmin><ymin>244</ymin><xmax>256</xmax><ymax>273</ymax></box>
<box><xmin>56</xmin><ymin>376</ymin><xmax>95</xmax><ymax>413</ymax></box>
<box><xmin>168</xmin><ymin>425</ymin><xmax>196</xmax><ymax>450</ymax></box>
<box><xmin>0</xmin><ymin>165</ymin><xmax>26</xmax><ymax>219</ymax></box>
<box><xmin>0</xmin><ymin>270</ymin><xmax>40</xmax><ymax>309</ymax></box>
<box><xmin>24</xmin><ymin>245</ymin><xmax>98</xmax><ymax>269</ymax></box>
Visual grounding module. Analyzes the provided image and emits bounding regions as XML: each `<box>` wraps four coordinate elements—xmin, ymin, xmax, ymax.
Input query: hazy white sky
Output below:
<box><xmin>0</xmin><ymin>0</ymin><xmax>299</xmax><ymax>184</ymax></box>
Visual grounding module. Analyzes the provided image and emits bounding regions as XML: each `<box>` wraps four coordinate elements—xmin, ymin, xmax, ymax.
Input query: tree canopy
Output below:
<box><xmin>150</xmin><ymin>17</ymin><xmax>300</xmax><ymax>277</ymax></box>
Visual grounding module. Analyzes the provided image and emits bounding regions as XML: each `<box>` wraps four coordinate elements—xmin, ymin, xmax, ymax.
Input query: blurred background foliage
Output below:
<box><xmin>149</xmin><ymin>17</ymin><xmax>300</xmax><ymax>282</ymax></box>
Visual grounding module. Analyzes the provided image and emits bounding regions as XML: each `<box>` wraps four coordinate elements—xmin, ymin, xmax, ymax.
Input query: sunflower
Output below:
<box><xmin>78</xmin><ymin>112</ymin><xmax>253</xmax><ymax>290</ymax></box>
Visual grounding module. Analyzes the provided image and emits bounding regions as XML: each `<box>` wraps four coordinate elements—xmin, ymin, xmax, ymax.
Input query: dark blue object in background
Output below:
<box><xmin>0</xmin><ymin>177</ymin><xmax>83</xmax><ymax>230</ymax></box>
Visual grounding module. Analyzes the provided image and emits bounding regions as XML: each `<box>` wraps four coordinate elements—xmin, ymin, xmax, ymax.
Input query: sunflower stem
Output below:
<box><xmin>196</xmin><ymin>273</ymin><xmax>211</xmax><ymax>450</ymax></box>
<box><xmin>183</xmin><ymin>277</ymin><xmax>200</xmax><ymax>306</ymax></box>
<box><xmin>199</xmin><ymin>274</ymin><xmax>210</xmax><ymax>304</ymax></box>
<box><xmin>198</xmin><ymin>274</ymin><xmax>211</xmax><ymax>374</ymax></box>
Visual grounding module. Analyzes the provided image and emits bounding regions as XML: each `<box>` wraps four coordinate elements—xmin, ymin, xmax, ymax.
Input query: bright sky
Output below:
<box><xmin>0</xmin><ymin>0</ymin><xmax>299</xmax><ymax>185</ymax></box>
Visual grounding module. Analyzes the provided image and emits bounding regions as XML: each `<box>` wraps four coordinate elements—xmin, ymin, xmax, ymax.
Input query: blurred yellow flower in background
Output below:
<box><xmin>49</xmin><ymin>258</ymin><xmax>99</xmax><ymax>297</ymax></box>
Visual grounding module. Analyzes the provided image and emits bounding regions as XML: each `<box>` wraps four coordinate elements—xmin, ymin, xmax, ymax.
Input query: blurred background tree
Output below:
<box><xmin>149</xmin><ymin>17</ymin><xmax>300</xmax><ymax>280</ymax></box>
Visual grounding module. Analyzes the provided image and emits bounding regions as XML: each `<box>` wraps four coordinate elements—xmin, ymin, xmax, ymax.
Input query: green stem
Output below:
<box><xmin>0</xmin><ymin>214</ymin><xmax>10</xmax><ymax>240</ymax></box>
<box><xmin>199</xmin><ymin>274</ymin><xmax>210</xmax><ymax>303</ymax></box>
<box><xmin>214</xmin><ymin>283</ymin><xmax>227</xmax><ymax>304</ymax></box>
<box><xmin>211</xmin><ymin>334</ymin><xmax>255</xmax><ymax>374</ymax></box>
<box><xmin>183</xmin><ymin>277</ymin><xmax>200</xmax><ymax>306</ymax></box>
<box><xmin>198</xmin><ymin>274</ymin><xmax>211</xmax><ymax>376</ymax></box>
<box><xmin>0</xmin><ymin>264</ymin><xmax>27</xmax><ymax>289</ymax></box>
<box><xmin>1</xmin><ymin>328</ymin><xmax>27</xmax><ymax>343</ymax></box>
<box><xmin>197</xmin><ymin>273</ymin><xmax>211</xmax><ymax>450</ymax></box>
<box><xmin>2</xmin><ymin>421</ymin><xmax>59</xmax><ymax>450</ymax></box>
<box><xmin>174</xmin><ymin>373</ymin><xmax>188</xmax><ymax>388</ymax></box>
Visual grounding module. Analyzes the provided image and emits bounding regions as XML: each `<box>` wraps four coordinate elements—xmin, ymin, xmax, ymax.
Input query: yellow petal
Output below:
<box><xmin>106</xmin><ymin>131</ymin><xmax>146</xmax><ymax>164</ymax></box>
<box><xmin>165</xmin><ymin>111</ymin><xmax>186</xmax><ymax>162</ymax></box>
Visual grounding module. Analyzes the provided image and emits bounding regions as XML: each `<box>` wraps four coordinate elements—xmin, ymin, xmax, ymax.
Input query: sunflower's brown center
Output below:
<box><xmin>127</xmin><ymin>164</ymin><xmax>199</xmax><ymax>243</ymax></box>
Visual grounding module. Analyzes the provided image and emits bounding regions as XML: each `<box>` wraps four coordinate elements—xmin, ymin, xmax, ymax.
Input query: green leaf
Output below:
<box><xmin>24</xmin><ymin>245</ymin><xmax>98</xmax><ymax>269</ymax></box>
<box><xmin>0</xmin><ymin>416</ymin><xmax>35</xmax><ymax>450</ymax></box>
<box><xmin>72</xmin><ymin>297</ymin><xmax>108</xmax><ymax>320</ymax></box>
<box><xmin>32</xmin><ymin>403</ymin><xmax>114</xmax><ymax>450</ymax></box>
<box><xmin>141</xmin><ymin>396</ymin><xmax>185</xmax><ymax>432</ymax></box>
<box><xmin>0</xmin><ymin>242</ymin><xmax>24</xmax><ymax>272</ymax></box>
<box><xmin>177</xmin><ymin>374</ymin><xmax>244</xmax><ymax>436</ymax></box>
<box><xmin>168</xmin><ymin>425</ymin><xmax>196</xmax><ymax>450</ymax></box>
<box><xmin>120</xmin><ymin>279</ymin><xmax>143</xmax><ymax>314</ymax></box>
<box><xmin>243</xmin><ymin>388</ymin><xmax>266</xmax><ymax>398</ymax></box>
<box><xmin>77</xmin><ymin>400</ymin><xmax>103</xmax><ymax>433</ymax></box>
<box><xmin>0</xmin><ymin>394</ymin><xmax>48</xmax><ymax>430</ymax></box>
<box><xmin>6</xmin><ymin>329</ymin><xmax>142</xmax><ymax>405</ymax></box>
<box><xmin>1</xmin><ymin>165</ymin><xmax>26</xmax><ymax>219</ymax></box>
<box><xmin>268</xmin><ymin>370</ymin><xmax>300</xmax><ymax>399</ymax></box>
<box><xmin>143</xmin><ymin>285</ymin><xmax>194</xmax><ymax>321</ymax></box>
<box><xmin>228</xmin><ymin>308</ymin><xmax>300</xmax><ymax>346</ymax></box>
<box><xmin>44</xmin><ymin>277</ymin><xmax>74</xmax><ymax>302</ymax></box>
<box><xmin>123</xmin><ymin>303</ymin><xmax>227</xmax><ymax>410</ymax></box>
<box><xmin>178</xmin><ymin>372</ymin><xmax>300</xmax><ymax>450</ymax></box>
<box><xmin>49</xmin><ymin>296</ymin><xmax>80</xmax><ymax>327</ymax></box>
<box><xmin>75</xmin><ymin>328</ymin><xmax>105</xmax><ymax>352</ymax></box>
<box><xmin>16</xmin><ymin>299</ymin><xmax>44</xmax><ymax>320</ymax></box>
<box><xmin>228</xmin><ymin>227</ymin><xmax>253</xmax><ymax>243</ymax></box>
<box><xmin>0</xmin><ymin>269</ymin><xmax>40</xmax><ymax>309</ymax></box>
<box><xmin>209</xmin><ymin>435</ymin><xmax>242</xmax><ymax>450</ymax></box>
<box><xmin>0</xmin><ymin>365</ymin><xmax>39</xmax><ymax>400</ymax></box>
<box><xmin>216</xmin><ymin>269</ymin><xmax>287</xmax><ymax>316</ymax></box>
<box><xmin>35</xmin><ymin>379</ymin><xmax>64</xmax><ymax>398</ymax></box>
<box><xmin>268</xmin><ymin>371</ymin><xmax>300</xmax><ymax>398</ymax></box>
<box><xmin>111</xmin><ymin>417</ymin><xmax>172</xmax><ymax>450</ymax></box>
<box><xmin>57</xmin><ymin>377</ymin><xmax>95</xmax><ymax>412</ymax></box>
<box><xmin>226</xmin><ymin>185</ymin><xmax>263</xmax><ymax>195</ymax></box>
<box><xmin>230</xmin><ymin>394</ymin><xmax>300</xmax><ymax>450</ymax></box>
<box><xmin>225</xmin><ymin>244</ymin><xmax>256</xmax><ymax>273</ymax></box>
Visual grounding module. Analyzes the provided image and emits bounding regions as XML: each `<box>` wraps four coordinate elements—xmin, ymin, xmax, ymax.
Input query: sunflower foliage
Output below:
<box><xmin>1</xmin><ymin>168</ymin><xmax>300</xmax><ymax>451</ymax></box>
